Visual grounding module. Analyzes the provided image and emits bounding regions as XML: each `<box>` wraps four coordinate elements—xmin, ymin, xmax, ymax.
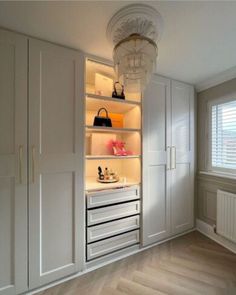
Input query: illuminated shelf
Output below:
<box><xmin>85</xmin><ymin>59</ymin><xmax>141</xmax><ymax>192</ymax></box>
<box><xmin>86</xmin><ymin>177</ymin><xmax>140</xmax><ymax>192</ymax></box>
<box><xmin>86</xmin><ymin>93</ymin><xmax>141</xmax><ymax>107</ymax></box>
<box><xmin>86</xmin><ymin>155</ymin><xmax>141</xmax><ymax>160</ymax></box>
<box><xmin>86</xmin><ymin>125</ymin><xmax>141</xmax><ymax>133</ymax></box>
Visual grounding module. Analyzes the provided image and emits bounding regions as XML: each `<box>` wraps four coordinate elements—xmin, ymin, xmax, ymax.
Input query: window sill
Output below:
<box><xmin>198</xmin><ymin>171</ymin><xmax>236</xmax><ymax>181</ymax></box>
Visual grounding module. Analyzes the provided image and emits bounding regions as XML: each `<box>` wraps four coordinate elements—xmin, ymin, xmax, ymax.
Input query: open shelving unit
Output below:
<box><xmin>85</xmin><ymin>59</ymin><xmax>142</xmax><ymax>191</ymax></box>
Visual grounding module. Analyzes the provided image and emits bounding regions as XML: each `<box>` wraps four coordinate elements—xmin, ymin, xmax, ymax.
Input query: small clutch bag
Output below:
<box><xmin>112</xmin><ymin>82</ymin><xmax>125</xmax><ymax>99</ymax></box>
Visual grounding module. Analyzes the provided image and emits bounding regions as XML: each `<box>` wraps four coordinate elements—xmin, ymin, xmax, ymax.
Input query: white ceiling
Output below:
<box><xmin>1</xmin><ymin>1</ymin><xmax>236</xmax><ymax>88</ymax></box>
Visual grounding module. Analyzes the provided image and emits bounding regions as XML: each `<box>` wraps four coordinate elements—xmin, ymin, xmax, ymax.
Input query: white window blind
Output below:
<box><xmin>211</xmin><ymin>100</ymin><xmax>236</xmax><ymax>172</ymax></box>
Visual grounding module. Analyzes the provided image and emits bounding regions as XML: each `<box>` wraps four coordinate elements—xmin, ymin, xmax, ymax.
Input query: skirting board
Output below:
<box><xmin>196</xmin><ymin>219</ymin><xmax>236</xmax><ymax>254</ymax></box>
<box><xmin>29</xmin><ymin>228</ymin><xmax>195</xmax><ymax>295</ymax></box>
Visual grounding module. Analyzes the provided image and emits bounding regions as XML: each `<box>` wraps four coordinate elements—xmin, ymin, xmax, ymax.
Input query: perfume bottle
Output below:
<box><xmin>98</xmin><ymin>166</ymin><xmax>104</xmax><ymax>180</ymax></box>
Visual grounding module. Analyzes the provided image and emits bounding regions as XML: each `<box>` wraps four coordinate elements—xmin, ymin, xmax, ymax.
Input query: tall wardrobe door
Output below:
<box><xmin>171</xmin><ymin>80</ymin><xmax>195</xmax><ymax>235</ymax></box>
<box><xmin>0</xmin><ymin>29</ymin><xmax>28</xmax><ymax>294</ymax></box>
<box><xmin>28</xmin><ymin>39</ymin><xmax>84</xmax><ymax>288</ymax></box>
<box><xmin>142</xmin><ymin>75</ymin><xmax>171</xmax><ymax>246</ymax></box>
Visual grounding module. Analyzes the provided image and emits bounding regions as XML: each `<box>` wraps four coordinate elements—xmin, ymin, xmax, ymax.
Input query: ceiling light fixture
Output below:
<box><xmin>107</xmin><ymin>4</ymin><xmax>164</xmax><ymax>92</ymax></box>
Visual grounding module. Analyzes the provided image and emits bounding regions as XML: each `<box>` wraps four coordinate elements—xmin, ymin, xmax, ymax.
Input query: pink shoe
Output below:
<box><xmin>117</xmin><ymin>141</ymin><xmax>133</xmax><ymax>156</ymax></box>
<box><xmin>107</xmin><ymin>139</ymin><xmax>123</xmax><ymax>156</ymax></box>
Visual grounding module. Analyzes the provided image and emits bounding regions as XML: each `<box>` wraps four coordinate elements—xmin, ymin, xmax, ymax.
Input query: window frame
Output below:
<box><xmin>207</xmin><ymin>96</ymin><xmax>236</xmax><ymax>175</ymax></box>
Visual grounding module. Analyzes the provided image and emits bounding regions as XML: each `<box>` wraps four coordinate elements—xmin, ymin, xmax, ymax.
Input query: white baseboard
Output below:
<box><xmin>196</xmin><ymin>219</ymin><xmax>236</xmax><ymax>254</ymax></box>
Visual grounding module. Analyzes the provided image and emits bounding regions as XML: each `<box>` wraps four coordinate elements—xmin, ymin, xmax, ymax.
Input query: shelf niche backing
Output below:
<box><xmin>86</xmin><ymin>158</ymin><xmax>141</xmax><ymax>184</ymax></box>
<box><xmin>86</xmin><ymin>106</ymin><xmax>141</xmax><ymax>130</ymax></box>
<box><xmin>86</xmin><ymin>59</ymin><xmax>141</xmax><ymax>102</ymax></box>
<box><xmin>85</xmin><ymin>132</ymin><xmax>141</xmax><ymax>156</ymax></box>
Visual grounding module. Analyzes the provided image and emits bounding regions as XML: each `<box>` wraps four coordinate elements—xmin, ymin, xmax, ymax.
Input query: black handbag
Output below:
<box><xmin>112</xmin><ymin>82</ymin><xmax>125</xmax><ymax>99</ymax></box>
<box><xmin>93</xmin><ymin>108</ymin><xmax>112</xmax><ymax>127</ymax></box>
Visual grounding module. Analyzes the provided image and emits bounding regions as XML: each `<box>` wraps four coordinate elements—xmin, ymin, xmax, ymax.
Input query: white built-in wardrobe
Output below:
<box><xmin>143</xmin><ymin>76</ymin><xmax>195</xmax><ymax>246</ymax></box>
<box><xmin>0</xmin><ymin>29</ymin><xmax>84</xmax><ymax>294</ymax></box>
<box><xmin>0</xmin><ymin>28</ymin><xmax>194</xmax><ymax>295</ymax></box>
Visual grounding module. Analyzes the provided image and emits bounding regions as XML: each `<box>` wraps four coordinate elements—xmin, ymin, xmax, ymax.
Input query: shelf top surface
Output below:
<box><xmin>86</xmin><ymin>93</ymin><xmax>141</xmax><ymax>105</ymax></box>
<box><xmin>86</xmin><ymin>94</ymin><xmax>141</xmax><ymax>115</ymax></box>
<box><xmin>86</xmin><ymin>155</ymin><xmax>141</xmax><ymax>159</ymax></box>
<box><xmin>85</xmin><ymin>125</ymin><xmax>141</xmax><ymax>133</ymax></box>
<box><xmin>85</xmin><ymin>177</ymin><xmax>140</xmax><ymax>192</ymax></box>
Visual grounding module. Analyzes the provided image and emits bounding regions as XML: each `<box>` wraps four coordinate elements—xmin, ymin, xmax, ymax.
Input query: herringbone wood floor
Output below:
<box><xmin>37</xmin><ymin>231</ymin><xmax>236</xmax><ymax>295</ymax></box>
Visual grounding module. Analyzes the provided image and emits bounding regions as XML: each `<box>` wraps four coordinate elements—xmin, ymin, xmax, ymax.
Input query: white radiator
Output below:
<box><xmin>217</xmin><ymin>189</ymin><xmax>236</xmax><ymax>243</ymax></box>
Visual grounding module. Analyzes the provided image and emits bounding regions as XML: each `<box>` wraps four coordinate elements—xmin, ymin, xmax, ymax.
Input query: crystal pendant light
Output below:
<box><xmin>113</xmin><ymin>33</ymin><xmax>158</xmax><ymax>92</ymax></box>
<box><xmin>107</xmin><ymin>4</ymin><xmax>163</xmax><ymax>92</ymax></box>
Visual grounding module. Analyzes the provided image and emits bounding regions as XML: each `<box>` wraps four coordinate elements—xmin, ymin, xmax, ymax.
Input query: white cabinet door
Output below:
<box><xmin>0</xmin><ymin>29</ymin><xmax>28</xmax><ymax>294</ymax></box>
<box><xmin>171</xmin><ymin>80</ymin><xmax>194</xmax><ymax>235</ymax></box>
<box><xmin>28</xmin><ymin>39</ymin><xmax>84</xmax><ymax>288</ymax></box>
<box><xmin>142</xmin><ymin>75</ymin><xmax>171</xmax><ymax>246</ymax></box>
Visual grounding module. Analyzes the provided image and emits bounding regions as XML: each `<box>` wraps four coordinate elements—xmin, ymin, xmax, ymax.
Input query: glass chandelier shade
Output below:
<box><xmin>113</xmin><ymin>34</ymin><xmax>158</xmax><ymax>92</ymax></box>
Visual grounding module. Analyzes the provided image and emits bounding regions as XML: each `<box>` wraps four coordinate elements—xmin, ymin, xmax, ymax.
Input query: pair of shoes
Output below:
<box><xmin>107</xmin><ymin>140</ymin><xmax>133</xmax><ymax>156</ymax></box>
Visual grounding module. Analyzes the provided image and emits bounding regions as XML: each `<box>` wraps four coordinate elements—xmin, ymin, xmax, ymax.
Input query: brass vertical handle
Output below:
<box><xmin>32</xmin><ymin>145</ymin><xmax>35</xmax><ymax>183</ymax></box>
<box><xmin>167</xmin><ymin>146</ymin><xmax>171</xmax><ymax>170</ymax></box>
<box><xmin>171</xmin><ymin>146</ymin><xmax>176</xmax><ymax>170</ymax></box>
<box><xmin>19</xmin><ymin>145</ymin><xmax>23</xmax><ymax>184</ymax></box>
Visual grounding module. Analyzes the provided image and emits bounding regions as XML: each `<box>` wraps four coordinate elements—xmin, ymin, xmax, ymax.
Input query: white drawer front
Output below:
<box><xmin>87</xmin><ymin>215</ymin><xmax>140</xmax><ymax>243</ymax></box>
<box><xmin>87</xmin><ymin>230</ymin><xmax>139</xmax><ymax>260</ymax></box>
<box><xmin>87</xmin><ymin>201</ymin><xmax>140</xmax><ymax>226</ymax></box>
<box><xmin>87</xmin><ymin>185</ymin><xmax>140</xmax><ymax>209</ymax></box>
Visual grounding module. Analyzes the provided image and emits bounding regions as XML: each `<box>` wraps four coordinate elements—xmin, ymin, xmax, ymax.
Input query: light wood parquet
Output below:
<box><xmin>37</xmin><ymin>231</ymin><xmax>236</xmax><ymax>295</ymax></box>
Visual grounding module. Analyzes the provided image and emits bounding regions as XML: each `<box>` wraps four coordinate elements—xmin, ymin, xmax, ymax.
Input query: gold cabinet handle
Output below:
<box><xmin>167</xmin><ymin>146</ymin><xmax>171</xmax><ymax>170</ymax></box>
<box><xmin>171</xmin><ymin>146</ymin><xmax>176</xmax><ymax>170</ymax></box>
<box><xmin>19</xmin><ymin>145</ymin><xmax>23</xmax><ymax>184</ymax></box>
<box><xmin>32</xmin><ymin>145</ymin><xmax>35</xmax><ymax>183</ymax></box>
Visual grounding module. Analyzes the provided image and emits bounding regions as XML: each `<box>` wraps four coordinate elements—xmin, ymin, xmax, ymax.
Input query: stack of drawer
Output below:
<box><xmin>86</xmin><ymin>185</ymin><xmax>140</xmax><ymax>261</ymax></box>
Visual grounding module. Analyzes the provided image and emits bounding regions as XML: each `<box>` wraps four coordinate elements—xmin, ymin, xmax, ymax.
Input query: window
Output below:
<box><xmin>210</xmin><ymin>99</ymin><xmax>236</xmax><ymax>173</ymax></box>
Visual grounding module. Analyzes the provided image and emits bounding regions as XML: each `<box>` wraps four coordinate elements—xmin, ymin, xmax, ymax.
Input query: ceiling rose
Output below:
<box><xmin>107</xmin><ymin>4</ymin><xmax>164</xmax><ymax>92</ymax></box>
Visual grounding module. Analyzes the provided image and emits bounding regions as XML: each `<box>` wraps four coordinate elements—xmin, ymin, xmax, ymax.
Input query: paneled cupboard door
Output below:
<box><xmin>28</xmin><ymin>39</ymin><xmax>84</xmax><ymax>289</ymax></box>
<box><xmin>142</xmin><ymin>75</ymin><xmax>171</xmax><ymax>246</ymax></box>
<box><xmin>171</xmin><ymin>81</ymin><xmax>194</xmax><ymax>235</ymax></box>
<box><xmin>0</xmin><ymin>29</ymin><xmax>28</xmax><ymax>294</ymax></box>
